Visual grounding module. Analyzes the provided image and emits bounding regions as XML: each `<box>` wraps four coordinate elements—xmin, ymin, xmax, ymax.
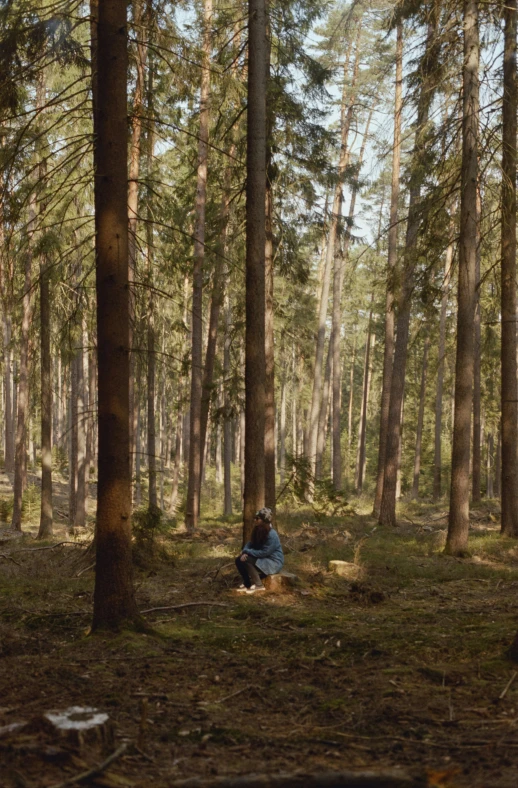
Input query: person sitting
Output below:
<box><xmin>235</xmin><ymin>507</ymin><xmax>284</xmax><ymax>594</ymax></box>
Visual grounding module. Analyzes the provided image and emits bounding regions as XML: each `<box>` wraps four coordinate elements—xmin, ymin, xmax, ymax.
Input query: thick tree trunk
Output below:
<box><xmin>500</xmin><ymin>0</ymin><xmax>518</xmax><ymax>536</ymax></box>
<box><xmin>411</xmin><ymin>331</ymin><xmax>430</xmax><ymax>499</ymax></box>
<box><xmin>379</xmin><ymin>17</ymin><xmax>437</xmax><ymax>527</ymax></box>
<box><xmin>243</xmin><ymin>0</ymin><xmax>267</xmax><ymax>543</ymax></box>
<box><xmin>373</xmin><ymin>21</ymin><xmax>402</xmax><ymax>517</ymax></box>
<box><xmin>433</xmin><ymin>242</ymin><xmax>453</xmax><ymax>500</ymax></box>
<box><xmin>446</xmin><ymin>0</ymin><xmax>479</xmax><ymax>554</ymax></box>
<box><xmin>92</xmin><ymin>0</ymin><xmax>139</xmax><ymax>631</ymax></box>
<box><xmin>185</xmin><ymin>0</ymin><xmax>212</xmax><ymax>531</ymax></box>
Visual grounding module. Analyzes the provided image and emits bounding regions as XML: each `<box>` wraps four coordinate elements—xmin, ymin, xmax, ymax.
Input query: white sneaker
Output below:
<box><xmin>246</xmin><ymin>584</ymin><xmax>265</xmax><ymax>594</ymax></box>
<box><xmin>236</xmin><ymin>585</ymin><xmax>248</xmax><ymax>593</ymax></box>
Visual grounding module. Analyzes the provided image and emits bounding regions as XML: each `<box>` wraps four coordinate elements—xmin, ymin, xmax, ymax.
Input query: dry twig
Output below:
<box><xmin>0</xmin><ymin>553</ymin><xmax>21</xmax><ymax>565</ymax></box>
<box><xmin>141</xmin><ymin>601</ymin><xmax>229</xmax><ymax>614</ymax></box>
<box><xmin>48</xmin><ymin>742</ymin><xmax>127</xmax><ymax>788</ymax></box>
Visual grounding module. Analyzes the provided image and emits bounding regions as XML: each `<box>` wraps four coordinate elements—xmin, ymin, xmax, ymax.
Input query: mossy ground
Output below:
<box><xmin>1</xmin><ymin>489</ymin><xmax>518</xmax><ymax>787</ymax></box>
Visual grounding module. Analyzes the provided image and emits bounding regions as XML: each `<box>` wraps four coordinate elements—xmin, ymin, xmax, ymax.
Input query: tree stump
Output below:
<box><xmin>264</xmin><ymin>571</ymin><xmax>298</xmax><ymax>592</ymax></box>
<box><xmin>328</xmin><ymin>560</ymin><xmax>361</xmax><ymax>580</ymax></box>
<box><xmin>40</xmin><ymin>706</ymin><xmax>115</xmax><ymax>755</ymax></box>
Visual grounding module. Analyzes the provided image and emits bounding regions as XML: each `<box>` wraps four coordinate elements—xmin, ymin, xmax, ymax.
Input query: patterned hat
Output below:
<box><xmin>254</xmin><ymin>507</ymin><xmax>273</xmax><ymax>523</ymax></box>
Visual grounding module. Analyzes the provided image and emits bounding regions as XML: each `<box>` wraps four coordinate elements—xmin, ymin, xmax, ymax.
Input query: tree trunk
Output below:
<box><xmin>373</xmin><ymin>21</ymin><xmax>402</xmax><ymax>517</ymax></box>
<box><xmin>487</xmin><ymin>432</ymin><xmax>494</xmax><ymax>498</ymax></box>
<box><xmin>411</xmin><ymin>331</ymin><xmax>430</xmax><ymax>499</ymax></box>
<box><xmin>243</xmin><ymin>0</ymin><xmax>267</xmax><ymax>543</ymax></box>
<box><xmin>433</xmin><ymin>242</ymin><xmax>453</xmax><ymax>500</ymax></box>
<box><xmin>501</xmin><ymin>0</ymin><xmax>518</xmax><ymax>536</ymax></box>
<box><xmin>355</xmin><ymin>306</ymin><xmax>374</xmax><ymax>494</ymax></box>
<box><xmin>92</xmin><ymin>0</ymin><xmax>139</xmax><ymax>631</ymax></box>
<box><xmin>347</xmin><ymin>331</ymin><xmax>357</xmax><ymax>476</ymax></box>
<box><xmin>446</xmin><ymin>0</ymin><xmax>479</xmax><ymax>554</ymax></box>
<box><xmin>495</xmin><ymin>426</ymin><xmax>501</xmax><ymax>498</ymax></box>
<box><xmin>169</xmin><ymin>402</ymin><xmax>183</xmax><ymax>514</ymax></box>
<box><xmin>379</xmin><ymin>17</ymin><xmax>438</xmax><ymax>527</ymax></box>
<box><xmin>38</xmin><ymin>259</ymin><xmax>53</xmax><ymax>538</ymax></box>
<box><xmin>315</xmin><ymin>341</ymin><xmax>332</xmax><ymax>480</ymax></box>
<box><xmin>223</xmin><ymin>292</ymin><xmax>233</xmax><ymax>515</ymax></box>
<box><xmin>472</xmin><ymin>187</ymin><xmax>482</xmax><ymax>502</ymax></box>
<box><xmin>75</xmin><ymin>339</ymin><xmax>87</xmax><ymax>528</ymax></box>
<box><xmin>185</xmin><ymin>0</ymin><xmax>212</xmax><ymax>531</ymax></box>
<box><xmin>3</xmin><ymin>315</ymin><xmax>13</xmax><ymax>473</ymax></box>
<box><xmin>11</xmin><ymin>209</ymin><xmax>33</xmax><ymax>531</ymax></box>
<box><xmin>264</xmin><ymin>177</ymin><xmax>276</xmax><ymax>512</ymax></box>
<box><xmin>145</xmin><ymin>58</ymin><xmax>157</xmax><ymax>511</ymax></box>
<box><xmin>128</xmin><ymin>0</ymin><xmax>147</xmax><ymax>504</ymax></box>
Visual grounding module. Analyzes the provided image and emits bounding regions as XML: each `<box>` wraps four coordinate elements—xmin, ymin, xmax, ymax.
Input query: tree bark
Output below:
<box><xmin>355</xmin><ymin>306</ymin><xmax>374</xmax><ymax>493</ymax></box>
<box><xmin>472</xmin><ymin>186</ymin><xmax>482</xmax><ymax>502</ymax></box>
<box><xmin>500</xmin><ymin>0</ymin><xmax>518</xmax><ymax>536</ymax></box>
<box><xmin>3</xmin><ymin>315</ymin><xmax>13</xmax><ymax>473</ymax></box>
<box><xmin>379</xmin><ymin>16</ymin><xmax>437</xmax><ymax>527</ymax></box>
<box><xmin>243</xmin><ymin>0</ymin><xmax>267</xmax><ymax>543</ymax></box>
<box><xmin>373</xmin><ymin>21</ymin><xmax>402</xmax><ymax>517</ymax></box>
<box><xmin>446</xmin><ymin>0</ymin><xmax>479</xmax><ymax>554</ymax></box>
<box><xmin>223</xmin><ymin>291</ymin><xmax>233</xmax><ymax>515</ymax></box>
<box><xmin>411</xmin><ymin>331</ymin><xmax>430</xmax><ymax>499</ymax></box>
<box><xmin>11</xmin><ymin>208</ymin><xmax>33</xmax><ymax>531</ymax></box>
<box><xmin>487</xmin><ymin>432</ymin><xmax>494</xmax><ymax>498</ymax></box>
<box><xmin>38</xmin><ymin>261</ymin><xmax>53</xmax><ymax>539</ymax></box>
<box><xmin>316</xmin><ymin>340</ymin><xmax>332</xmax><ymax>480</ymax></box>
<box><xmin>433</xmin><ymin>241</ymin><xmax>453</xmax><ymax>500</ymax></box>
<box><xmin>91</xmin><ymin>0</ymin><xmax>139</xmax><ymax>630</ymax></box>
<box><xmin>146</xmin><ymin>80</ymin><xmax>157</xmax><ymax>511</ymax></box>
<box><xmin>185</xmin><ymin>0</ymin><xmax>212</xmax><ymax>531</ymax></box>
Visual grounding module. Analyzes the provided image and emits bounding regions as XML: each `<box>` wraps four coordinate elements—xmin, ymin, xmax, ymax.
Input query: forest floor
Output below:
<box><xmin>2</xmin><ymin>489</ymin><xmax>518</xmax><ymax>787</ymax></box>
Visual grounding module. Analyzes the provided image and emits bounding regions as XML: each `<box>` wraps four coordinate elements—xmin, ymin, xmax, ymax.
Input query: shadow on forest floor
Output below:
<box><xmin>1</xmin><ymin>495</ymin><xmax>518</xmax><ymax>787</ymax></box>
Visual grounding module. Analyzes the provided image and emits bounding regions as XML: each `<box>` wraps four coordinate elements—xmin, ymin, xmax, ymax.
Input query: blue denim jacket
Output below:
<box><xmin>243</xmin><ymin>528</ymin><xmax>284</xmax><ymax>575</ymax></box>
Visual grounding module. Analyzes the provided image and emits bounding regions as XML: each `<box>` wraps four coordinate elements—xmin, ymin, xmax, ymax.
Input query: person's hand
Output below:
<box><xmin>240</xmin><ymin>553</ymin><xmax>248</xmax><ymax>562</ymax></box>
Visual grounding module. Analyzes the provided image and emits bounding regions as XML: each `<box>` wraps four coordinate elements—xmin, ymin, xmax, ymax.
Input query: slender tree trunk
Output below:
<box><xmin>264</xmin><ymin>176</ymin><xmax>276</xmax><ymax>512</ymax></box>
<box><xmin>495</xmin><ymin>426</ymin><xmax>501</xmax><ymax>498</ymax></box>
<box><xmin>185</xmin><ymin>0</ymin><xmax>212</xmax><ymax>531</ymax></box>
<box><xmin>69</xmin><ymin>358</ymin><xmax>78</xmax><ymax>530</ymax></box>
<box><xmin>411</xmin><ymin>331</ymin><xmax>430</xmax><ymax>499</ymax></box>
<box><xmin>169</xmin><ymin>402</ymin><xmax>183</xmax><ymax>513</ymax></box>
<box><xmin>243</xmin><ymin>0</ymin><xmax>267</xmax><ymax>543</ymax></box>
<box><xmin>92</xmin><ymin>0</ymin><xmax>139</xmax><ymax>631</ymax></box>
<box><xmin>472</xmin><ymin>187</ymin><xmax>482</xmax><ymax>502</ymax></box>
<box><xmin>75</xmin><ymin>336</ymin><xmax>87</xmax><ymax>528</ymax></box>
<box><xmin>223</xmin><ymin>292</ymin><xmax>233</xmax><ymax>515</ymax></box>
<box><xmin>135</xmin><ymin>380</ymin><xmax>142</xmax><ymax>506</ymax></box>
<box><xmin>145</xmin><ymin>58</ymin><xmax>157</xmax><ymax>511</ymax></box>
<box><xmin>11</xmin><ymin>210</ymin><xmax>33</xmax><ymax>531</ymax></box>
<box><xmin>501</xmin><ymin>0</ymin><xmax>518</xmax><ymax>536</ymax></box>
<box><xmin>446</xmin><ymin>0</ymin><xmax>479</xmax><ymax>554</ymax></box>
<box><xmin>3</xmin><ymin>315</ymin><xmax>13</xmax><ymax>472</ymax></box>
<box><xmin>347</xmin><ymin>332</ymin><xmax>357</xmax><ymax>476</ymax></box>
<box><xmin>128</xmin><ymin>0</ymin><xmax>147</xmax><ymax>503</ymax></box>
<box><xmin>433</xmin><ymin>242</ymin><xmax>453</xmax><ymax>500</ymax></box>
<box><xmin>38</xmin><ymin>255</ymin><xmax>53</xmax><ymax>538</ymax></box>
<box><xmin>356</xmin><ymin>306</ymin><xmax>374</xmax><ymax>493</ymax></box>
<box><xmin>373</xmin><ymin>21</ymin><xmax>402</xmax><ymax>517</ymax></box>
<box><xmin>379</xmin><ymin>17</ymin><xmax>437</xmax><ymax>527</ymax></box>
<box><xmin>487</xmin><ymin>432</ymin><xmax>494</xmax><ymax>498</ymax></box>
<box><xmin>315</xmin><ymin>341</ymin><xmax>332</xmax><ymax>479</ymax></box>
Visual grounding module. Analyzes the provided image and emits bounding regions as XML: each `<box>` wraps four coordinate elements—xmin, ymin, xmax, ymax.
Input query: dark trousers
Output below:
<box><xmin>235</xmin><ymin>555</ymin><xmax>266</xmax><ymax>588</ymax></box>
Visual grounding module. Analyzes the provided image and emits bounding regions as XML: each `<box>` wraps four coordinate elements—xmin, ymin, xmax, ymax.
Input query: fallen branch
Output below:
<box><xmin>76</xmin><ymin>562</ymin><xmax>96</xmax><ymax>577</ymax></box>
<box><xmin>205</xmin><ymin>561</ymin><xmax>234</xmax><ymax>580</ymax></box>
<box><xmin>141</xmin><ymin>601</ymin><xmax>229</xmax><ymax>614</ymax></box>
<box><xmin>500</xmin><ymin>671</ymin><xmax>518</xmax><ymax>700</ymax></box>
<box><xmin>199</xmin><ymin>686</ymin><xmax>248</xmax><ymax>706</ymax></box>
<box><xmin>0</xmin><ymin>553</ymin><xmax>21</xmax><ymax>566</ymax></box>
<box><xmin>7</xmin><ymin>541</ymin><xmax>89</xmax><ymax>554</ymax></box>
<box><xmin>169</xmin><ymin>768</ymin><xmax>424</xmax><ymax>787</ymax></box>
<box><xmin>48</xmin><ymin>742</ymin><xmax>127</xmax><ymax>788</ymax></box>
